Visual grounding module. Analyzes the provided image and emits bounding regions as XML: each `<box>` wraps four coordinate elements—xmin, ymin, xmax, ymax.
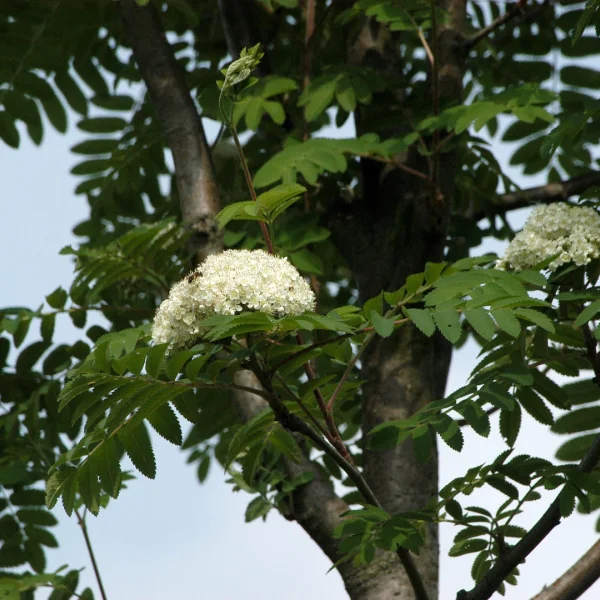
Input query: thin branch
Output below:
<box><xmin>327</xmin><ymin>331</ymin><xmax>375</xmax><ymax>414</ymax></box>
<box><xmin>229</xmin><ymin>122</ymin><xmax>275</xmax><ymax>253</ymax></box>
<box><xmin>464</xmin><ymin>0</ymin><xmax>528</xmax><ymax>50</ymax></box>
<box><xmin>302</xmin><ymin>0</ymin><xmax>316</xmax><ymax>210</ymax></box>
<box><xmin>253</xmin><ymin>367</ymin><xmax>430</xmax><ymax>600</ymax></box>
<box><xmin>295</xmin><ymin>333</ymin><xmax>352</xmax><ymax>462</ymax></box>
<box><xmin>430</xmin><ymin>0</ymin><xmax>441</xmax><ymax>206</ymax></box>
<box><xmin>355</xmin><ymin>152</ymin><xmax>431</xmax><ymax>182</ymax></box>
<box><xmin>275</xmin><ymin>373</ymin><xmax>332</xmax><ymax>439</ymax></box>
<box><xmin>531</xmin><ymin>539</ymin><xmax>600</xmax><ymax>600</ymax></box>
<box><xmin>75</xmin><ymin>509</ymin><xmax>109</xmax><ymax>600</ymax></box>
<box><xmin>118</xmin><ymin>0</ymin><xmax>221</xmax><ymax>263</ymax></box>
<box><xmin>457</xmin><ymin>432</ymin><xmax>600</xmax><ymax>600</ymax></box>
<box><xmin>474</xmin><ymin>171</ymin><xmax>600</xmax><ymax>221</ymax></box>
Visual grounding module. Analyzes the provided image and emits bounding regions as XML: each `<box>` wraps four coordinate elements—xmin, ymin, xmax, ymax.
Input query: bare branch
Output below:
<box><xmin>75</xmin><ymin>509</ymin><xmax>108</xmax><ymax>600</ymax></box>
<box><xmin>456</xmin><ymin>428</ymin><xmax>600</xmax><ymax>600</ymax></box>
<box><xmin>464</xmin><ymin>0</ymin><xmax>528</xmax><ymax>50</ymax></box>
<box><xmin>474</xmin><ymin>171</ymin><xmax>600</xmax><ymax>221</ymax></box>
<box><xmin>531</xmin><ymin>539</ymin><xmax>600</xmax><ymax>600</ymax></box>
<box><xmin>119</xmin><ymin>0</ymin><xmax>221</xmax><ymax>263</ymax></box>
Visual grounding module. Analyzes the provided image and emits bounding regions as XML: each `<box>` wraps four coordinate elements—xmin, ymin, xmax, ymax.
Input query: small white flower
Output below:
<box><xmin>496</xmin><ymin>203</ymin><xmax>600</xmax><ymax>271</ymax></box>
<box><xmin>152</xmin><ymin>249</ymin><xmax>316</xmax><ymax>349</ymax></box>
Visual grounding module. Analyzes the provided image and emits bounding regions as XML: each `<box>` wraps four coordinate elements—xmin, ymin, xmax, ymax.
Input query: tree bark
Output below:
<box><xmin>328</xmin><ymin>3</ymin><xmax>466</xmax><ymax>597</ymax></box>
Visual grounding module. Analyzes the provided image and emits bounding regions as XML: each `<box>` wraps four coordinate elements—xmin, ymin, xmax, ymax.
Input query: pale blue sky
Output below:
<box><xmin>2</xmin><ymin>111</ymin><xmax>600</xmax><ymax>600</ymax></box>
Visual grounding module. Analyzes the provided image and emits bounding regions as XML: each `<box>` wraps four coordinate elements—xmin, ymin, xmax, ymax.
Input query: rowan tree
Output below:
<box><xmin>2</xmin><ymin>1</ymin><xmax>600</xmax><ymax>599</ymax></box>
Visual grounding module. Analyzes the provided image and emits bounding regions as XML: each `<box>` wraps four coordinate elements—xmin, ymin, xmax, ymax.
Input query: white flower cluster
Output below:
<box><xmin>152</xmin><ymin>249</ymin><xmax>316</xmax><ymax>349</ymax></box>
<box><xmin>497</xmin><ymin>203</ymin><xmax>600</xmax><ymax>272</ymax></box>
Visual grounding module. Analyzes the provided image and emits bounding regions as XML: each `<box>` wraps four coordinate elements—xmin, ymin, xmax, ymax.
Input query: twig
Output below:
<box><xmin>531</xmin><ymin>539</ymin><xmax>600</xmax><ymax>600</ymax></box>
<box><xmin>473</xmin><ymin>171</ymin><xmax>600</xmax><ymax>221</ymax></box>
<box><xmin>270</xmin><ymin>318</ymin><xmax>411</xmax><ymax>376</ymax></box>
<box><xmin>327</xmin><ymin>331</ymin><xmax>375</xmax><ymax>414</ymax></box>
<box><xmin>253</xmin><ymin>366</ymin><xmax>430</xmax><ymax>600</ymax></box>
<box><xmin>464</xmin><ymin>0</ymin><xmax>528</xmax><ymax>50</ymax></box>
<box><xmin>75</xmin><ymin>509</ymin><xmax>109</xmax><ymax>600</ymax></box>
<box><xmin>275</xmin><ymin>373</ymin><xmax>331</xmax><ymax>439</ymax></box>
<box><xmin>408</xmin><ymin>13</ymin><xmax>434</xmax><ymax>66</ymax></box>
<box><xmin>295</xmin><ymin>333</ymin><xmax>352</xmax><ymax>462</ymax></box>
<box><xmin>302</xmin><ymin>0</ymin><xmax>315</xmax><ymax>211</ymax></box>
<box><xmin>355</xmin><ymin>152</ymin><xmax>431</xmax><ymax>182</ymax></box>
<box><xmin>430</xmin><ymin>0</ymin><xmax>441</xmax><ymax>206</ymax></box>
<box><xmin>228</xmin><ymin>122</ymin><xmax>275</xmax><ymax>254</ymax></box>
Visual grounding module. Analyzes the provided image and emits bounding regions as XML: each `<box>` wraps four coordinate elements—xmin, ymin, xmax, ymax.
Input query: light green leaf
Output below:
<box><xmin>370</xmin><ymin>310</ymin><xmax>396</xmax><ymax>338</ymax></box>
<box><xmin>432</xmin><ymin>310</ymin><xmax>462</xmax><ymax>343</ymax></box>
<box><xmin>404</xmin><ymin>308</ymin><xmax>436</xmax><ymax>337</ymax></box>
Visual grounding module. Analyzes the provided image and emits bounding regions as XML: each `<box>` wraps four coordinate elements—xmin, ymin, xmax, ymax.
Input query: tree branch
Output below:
<box><xmin>464</xmin><ymin>0</ymin><xmax>528</xmax><ymax>50</ymax></box>
<box><xmin>531</xmin><ymin>539</ymin><xmax>600</xmax><ymax>600</ymax></box>
<box><xmin>118</xmin><ymin>0</ymin><xmax>221</xmax><ymax>263</ymax></box>
<box><xmin>474</xmin><ymin>171</ymin><xmax>600</xmax><ymax>221</ymax></box>
<box><xmin>456</xmin><ymin>430</ymin><xmax>600</xmax><ymax>600</ymax></box>
<box><xmin>75</xmin><ymin>509</ymin><xmax>108</xmax><ymax>600</ymax></box>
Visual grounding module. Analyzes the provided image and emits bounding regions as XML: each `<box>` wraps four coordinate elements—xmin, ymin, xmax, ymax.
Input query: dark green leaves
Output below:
<box><xmin>118</xmin><ymin>422</ymin><xmax>156</xmax><ymax>479</ymax></box>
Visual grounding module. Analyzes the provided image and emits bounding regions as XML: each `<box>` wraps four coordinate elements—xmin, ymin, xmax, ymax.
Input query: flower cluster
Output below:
<box><xmin>152</xmin><ymin>249</ymin><xmax>315</xmax><ymax>349</ymax></box>
<box><xmin>496</xmin><ymin>203</ymin><xmax>600</xmax><ymax>272</ymax></box>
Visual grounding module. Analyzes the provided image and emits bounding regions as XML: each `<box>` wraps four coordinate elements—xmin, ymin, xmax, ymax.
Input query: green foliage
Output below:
<box><xmin>216</xmin><ymin>183</ymin><xmax>307</xmax><ymax>227</ymax></box>
<box><xmin>3</xmin><ymin>0</ymin><xmax>600</xmax><ymax>596</ymax></box>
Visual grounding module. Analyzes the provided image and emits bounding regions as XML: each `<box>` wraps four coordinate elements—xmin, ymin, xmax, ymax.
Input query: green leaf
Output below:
<box><xmin>91</xmin><ymin>95</ymin><xmax>134</xmax><ymax>111</ymax></box>
<box><xmin>552</xmin><ymin>406</ymin><xmax>600</xmax><ymax>434</ymax></box>
<box><xmin>532</xmin><ymin>370</ymin><xmax>570</xmax><ymax>409</ymax></box>
<box><xmin>500</xmin><ymin>403</ymin><xmax>522</xmax><ymax>447</ymax></box>
<box><xmin>78</xmin><ymin>459</ymin><xmax>101</xmax><ymax>515</ymax></box>
<box><xmin>301</xmin><ymin>75</ymin><xmax>338</xmax><ymax>121</ymax></box>
<box><xmin>0</xmin><ymin>111</ymin><xmax>20</xmax><ymax>148</ymax></box>
<box><xmin>226</xmin><ymin>409</ymin><xmax>273</xmax><ymax>469</ymax></box>
<box><xmin>290</xmin><ymin>249</ymin><xmax>324</xmax><ymax>275</ymax></box>
<box><xmin>245</xmin><ymin>497</ymin><xmax>272</xmax><ymax>522</ymax></box>
<box><xmin>148</xmin><ymin>403</ymin><xmax>183</xmax><ymax>445</ymax></box>
<box><xmin>491</xmin><ymin>309</ymin><xmax>521</xmax><ymax>338</ymax></box>
<box><xmin>514</xmin><ymin>308</ymin><xmax>555</xmax><ymax>333</ymax></box>
<box><xmin>465</xmin><ymin>308</ymin><xmax>496</xmax><ymax>341</ymax></box>
<box><xmin>556</xmin><ymin>434</ymin><xmax>598</xmax><ymax>462</ymax></box>
<box><xmin>71</xmin><ymin>139</ymin><xmax>119</xmax><ymax>155</ymax></box>
<box><xmin>95</xmin><ymin>437</ymin><xmax>121</xmax><ymax>499</ymax></box>
<box><xmin>449</xmin><ymin>538</ymin><xmax>488</xmax><ymax>557</ymax></box>
<box><xmin>517</xmin><ymin>387</ymin><xmax>554</xmax><ymax>425</ymax></box>
<box><xmin>17</xmin><ymin>73</ymin><xmax>67</xmax><ymax>133</ymax></box>
<box><xmin>16</xmin><ymin>509</ymin><xmax>58</xmax><ymax>527</ymax></box>
<box><xmin>370</xmin><ymin>311</ymin><xmax>396</xmax><ymax>338</ymax></box>
<box><xmin>45</xmin><ymin>468</ymin><xmax>76</xmax><ymax>512</ymax></box>
<box><xmin>487</xmin><ymin>476</ymin><xmax>519</xmax><ymax>499</ymax></box>
<box><xmin>432</xmin><ymin>310</ymin><xmax>462</xmax><ymax>343</ymax></box>
<box><xmin>404</xmin><ymin>308</ymin><xmax>436</xmax><ymax>336</ymax></box>
<box><xmin>118</xmin><ymin>422</ymin><xmax>156</xmax><ymax>479</ymax></box>
<box><xmin>433</xmin><ymin>415</ymin><xmax>463</xmax><ymax>452</ymax></box>
<box><xmin>412</xmin><ymin>426</ymin><xmax>433</xmax><ymax>463</ymax></box>
<box><xmin>269</xmin><ymin>427</ymin><xmax>302</xmax><ymax>463</ymax></box>
<box><xmin>574</xmin><ymin>299</ymin><xmax>600</xmax><ymax>327</ymax></box>
<box><xmin>215</xmin><ymin>201</ymin><xmax>266</xmax><ymax>229</ymax></box>
<box><xmin>78</xmin><ymin>117</ymin><xmax>127</xmax><ymax>134</ymax></box>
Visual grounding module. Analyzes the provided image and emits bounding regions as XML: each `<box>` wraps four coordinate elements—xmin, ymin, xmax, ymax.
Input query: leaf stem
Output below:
<box><xmin>252</xmin><ymin>362</ymin><xmax>429</xmax><ymax>600</ymax></box>
<box><xmin>75</xmin><ymin>509</ymin><xmax>109</xmax><ymax>600</ymax></box>
<box><xmin>228</xmin><ymin>121</ymin><xmax>275</xmax><ymax>254</ymax></box>
<box><xmin>327</xmin><ymin>330</ymin><xmax>375</xmax><ymax>414</ymax></box>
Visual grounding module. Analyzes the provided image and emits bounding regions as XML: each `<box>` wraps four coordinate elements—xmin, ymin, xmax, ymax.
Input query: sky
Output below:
<box><xmin>2</xmin><ymin>109</ymin><xmax>600</xmax><ymax>600</ymax></box>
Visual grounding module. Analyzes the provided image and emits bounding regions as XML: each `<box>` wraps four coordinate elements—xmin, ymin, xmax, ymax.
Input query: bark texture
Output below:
<box><xmin>119</xmin><ymin>0</ymin><xmax>221</xmax><ymax>263</ymax></box>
